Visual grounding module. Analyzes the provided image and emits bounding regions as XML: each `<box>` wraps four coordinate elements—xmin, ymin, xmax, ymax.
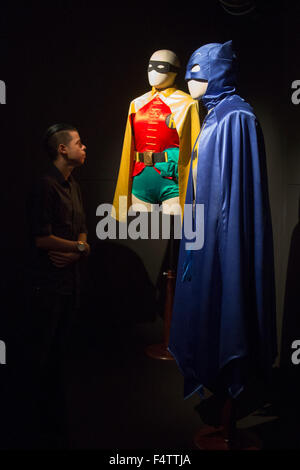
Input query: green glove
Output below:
<box><xmin>155</xmin><ymin>147</ymin><xmax>179</xmax><ymax>181</ymax></box>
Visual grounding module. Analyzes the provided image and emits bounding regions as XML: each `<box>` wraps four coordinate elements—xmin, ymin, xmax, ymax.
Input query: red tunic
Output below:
<box><xmin>131</xmin><ymin>95</ymin><xmax>179</xmax><ymax>177</ymax></box>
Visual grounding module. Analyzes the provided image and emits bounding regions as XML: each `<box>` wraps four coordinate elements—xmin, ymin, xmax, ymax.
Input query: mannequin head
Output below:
<box><xmin>185</xmin><ymin>41</ymin><xmax>237</xmax><ymax>106</ymax></box>
<box><xmin>187</xmin><ymin>77</ymin><xmax>208</xmax><ymax>100</ymax></box>
<box><xmin>148</xmin><ymin>49</ymin><xmax>180</xmax><ymax>89</ymax></box>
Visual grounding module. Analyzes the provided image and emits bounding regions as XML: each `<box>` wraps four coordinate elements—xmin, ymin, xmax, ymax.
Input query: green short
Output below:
<box><xmin>132</xmin><ymin>147</ymin><xmax>179</xmax><ymax>204</ymax></box>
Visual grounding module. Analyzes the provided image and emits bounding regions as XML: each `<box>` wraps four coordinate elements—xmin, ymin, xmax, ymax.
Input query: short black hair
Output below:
<box><xmin>43</xmin><ymin>123</ymin><xmax>78</xmax><ymax>161</ymax></box>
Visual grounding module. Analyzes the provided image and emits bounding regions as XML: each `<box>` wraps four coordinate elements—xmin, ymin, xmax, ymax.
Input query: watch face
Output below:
<box><xmin>78</xmin><ymin>242</ymin><xmax>85</xmax><ymax>252</ymax></box>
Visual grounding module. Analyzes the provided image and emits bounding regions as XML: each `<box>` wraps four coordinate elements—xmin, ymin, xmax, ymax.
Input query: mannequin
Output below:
<box><xmin>112</xmin><ymin>49</ymin><xmax>200</xmax><ymax>221</ymax></box>
<box><xmin>131</xmin><ymin>50</ymin><xmax>181</xmax><ymax>215</ymax></box>
<box><xmin>111</xmin><ymin>50</ymin><xmax>200</xmax><ymax>359</ymax></box>
<box><xmin>168</xmin><ymin>41</ymin><xmax>277</xmax><ymax>449</ymax></box>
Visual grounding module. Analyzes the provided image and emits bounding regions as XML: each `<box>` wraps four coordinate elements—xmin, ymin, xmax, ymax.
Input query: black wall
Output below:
<box><xmin>0</xmin><ymin>1</ymin><xmax>299</xmax><ymax>361</ymax></box>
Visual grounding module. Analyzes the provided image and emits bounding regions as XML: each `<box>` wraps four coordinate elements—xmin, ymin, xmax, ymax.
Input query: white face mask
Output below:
<box><xmin>187</xmin><ymin>79</ymin><xmax>208</xmax><ymax>99</ymax></box>
<box><xmin>147</xmin><ymin>50</ymin><xmax>180</xmax><ymax>89</ymax></box>
<box><xmin>148</xmin><ymin>69</ymin><xmax>177</xmax><ymax>89</ymax></box>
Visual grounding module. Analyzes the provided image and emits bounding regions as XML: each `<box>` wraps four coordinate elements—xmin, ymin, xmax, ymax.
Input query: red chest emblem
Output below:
<box><xmin>131</xmin><ymin>95</ymin><xmax>179</xmax><ymax>153</ymax></box>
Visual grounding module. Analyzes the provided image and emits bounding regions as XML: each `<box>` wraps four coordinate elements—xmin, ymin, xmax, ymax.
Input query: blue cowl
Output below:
<box><xmin>185</xmin><ymin>40</ymin><xmax>237</xmax><ymax>109</ymax></box>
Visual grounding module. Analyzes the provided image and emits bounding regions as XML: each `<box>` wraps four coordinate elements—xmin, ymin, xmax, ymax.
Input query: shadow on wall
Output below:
<box><xmin>279</xmin><ymin>194</ymin><xmax>300</xmax><ymax>401</ymax></box>
<box><xmin>80</xmin><ymin>240</ymin><xmax>157</xmax><ymax>332</ymax></box>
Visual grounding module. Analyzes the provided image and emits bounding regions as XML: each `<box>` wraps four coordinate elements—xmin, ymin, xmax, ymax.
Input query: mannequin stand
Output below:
<box><xmin>145</xmin><ymin>268</ymin><xmax>175</xmax><ymax>360</ymax></box>
<box><xmin>145</xmin><ymin>214</ymin><xmax>177</xmax><ymax>361</ymax></box>
<box><xmin>194</xmin><ymin>397</ymin><xmax>262</xmax><ymax>450</ymax></box>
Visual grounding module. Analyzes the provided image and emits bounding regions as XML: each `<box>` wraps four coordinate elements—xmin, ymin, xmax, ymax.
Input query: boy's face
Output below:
<box><xmin>61</xmin><ymin>131</ymin><xmax>86</xmax><ymax>166</ymax></box>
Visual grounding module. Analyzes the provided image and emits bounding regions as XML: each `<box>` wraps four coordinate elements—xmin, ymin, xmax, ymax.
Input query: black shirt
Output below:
<box><xmin>29</xmin><ymin>163</ymin><xmax>87</xmax><ymax>295</ymax></box>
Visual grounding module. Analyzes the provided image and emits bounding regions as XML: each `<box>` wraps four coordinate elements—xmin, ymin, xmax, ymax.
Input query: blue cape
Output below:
<box><xmin>169</xmin><ymin>41</ymin><xmax>277</xmax><ymax>399</ymax></box>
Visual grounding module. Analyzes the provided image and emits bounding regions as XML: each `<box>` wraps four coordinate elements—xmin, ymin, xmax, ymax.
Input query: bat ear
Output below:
<box><xmin>223</xmin><ymin>40</ymin><xmax>233</xmax><ymax>49</ymax></box>
<box><xmin>219</xmin><ymin>40</ymin><xmax>236</xmax><ymax>60</ymax></box>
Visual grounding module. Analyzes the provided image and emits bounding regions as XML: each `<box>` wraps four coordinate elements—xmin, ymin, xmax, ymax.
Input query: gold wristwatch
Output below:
<box><xmin>76</xmin><ymin>241</ymin><xmax>87</xmax><ymax>253</ymax></box>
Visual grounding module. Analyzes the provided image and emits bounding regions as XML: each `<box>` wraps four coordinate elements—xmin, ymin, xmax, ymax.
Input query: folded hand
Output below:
<box><xmin>48</xmin><ymin>251</ymin><xmax>80</xmax><ymax>268</ymax></box>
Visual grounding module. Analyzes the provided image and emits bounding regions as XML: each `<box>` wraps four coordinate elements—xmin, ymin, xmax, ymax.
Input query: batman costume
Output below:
<box><xmin>168</xmin><ymin>41</ymin><xmax>277</xmax><ymax>399</ymax></box>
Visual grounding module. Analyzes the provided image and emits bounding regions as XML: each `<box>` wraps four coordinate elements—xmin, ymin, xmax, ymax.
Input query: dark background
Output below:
<box><xmin>0</xmin><ymin>0</ymin><xmax>300</xmax><ymax>451</ymax></box>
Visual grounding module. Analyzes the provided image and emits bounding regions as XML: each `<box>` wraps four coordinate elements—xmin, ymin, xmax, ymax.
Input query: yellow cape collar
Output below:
<box><xmin>151</xmin><ymin>86</ymin><xmax>177</xmax><ymax>98</ymax></box>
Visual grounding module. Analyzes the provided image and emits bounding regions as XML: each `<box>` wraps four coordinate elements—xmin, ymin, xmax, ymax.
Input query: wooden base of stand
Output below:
<box><xmin>145</xmin><ymin>343</ymin><xmax>174</xmax><ymax>361</ymax></box>
<box><xmin>194</xmin><ymin>425</ymin><xmax>262</xmax><ymax>450</ymax></box>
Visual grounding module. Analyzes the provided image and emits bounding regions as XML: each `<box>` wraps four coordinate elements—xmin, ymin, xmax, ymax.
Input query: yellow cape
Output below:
<box><xmin>112</xmin><ymin>86</ymin><xmax>200</xmax><ymax>221</ymax></box>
